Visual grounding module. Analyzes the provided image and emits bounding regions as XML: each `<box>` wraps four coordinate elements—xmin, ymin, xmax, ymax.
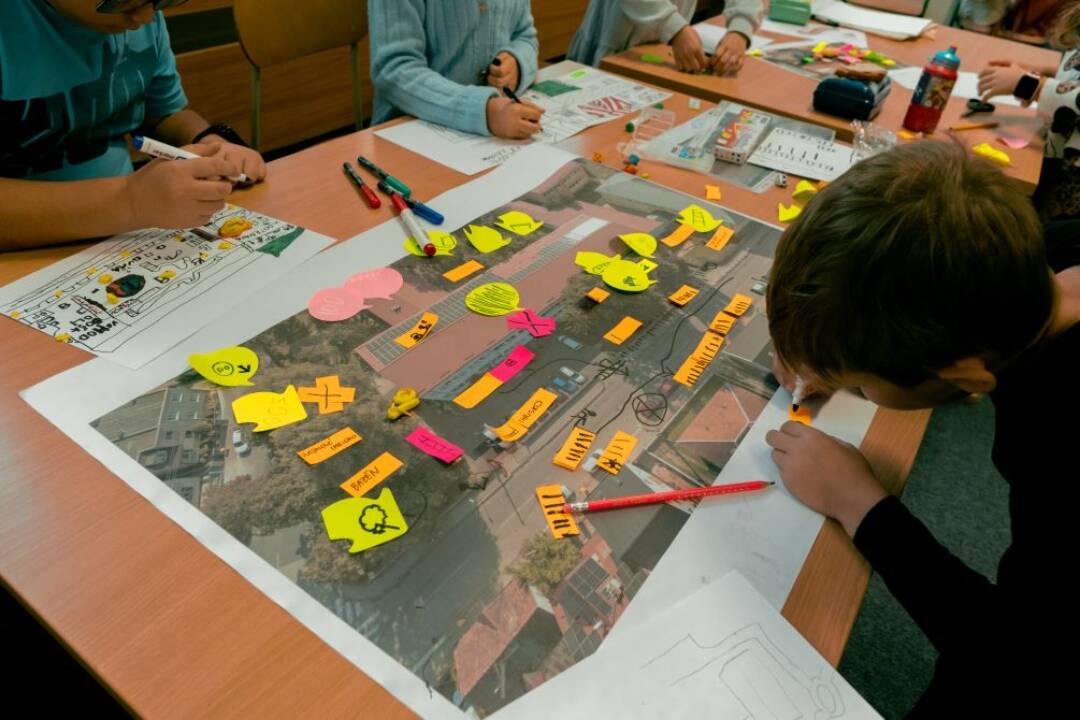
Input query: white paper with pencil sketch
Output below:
<box><xmin>811</xmin><ymin>0</ymin><xmax>932</xmax><ymax>41</ymax></box>
<box><xmin>500</xmin><ymin>570</ymin><xmax>881</xmax><ymax>719</ymax></box>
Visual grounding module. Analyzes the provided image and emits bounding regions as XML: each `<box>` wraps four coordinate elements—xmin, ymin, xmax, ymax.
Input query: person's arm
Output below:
<box><xmin>369</xmin><ymin>0</ymin><xmax>499</xmax><ymax>136</ymax></box>
<box><xmin>499</xmin><ymin>3</ymin><xmax>539</xmax><ymax>92</ymax></box>
<box><xmin>722</xmin><ymin>0</ymin><xmax>763</xmax><ymax>44</ymax></box>
<box><xmin>1033</xmin><ymin>74</ymin><xmax>1080</xmax><ymax>139</ymax></box>
<box><xmin>619</xmin><ymin>0</ymin><xmax>687</xmax><ymax>44</ymax></box>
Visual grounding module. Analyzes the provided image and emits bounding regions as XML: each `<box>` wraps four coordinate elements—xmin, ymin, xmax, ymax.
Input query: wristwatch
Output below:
<box><xmin>1013</xmin><ymin>72</ymin><xmax>1043</xmax><ymax>103</ymax></box>
<box><xmin>192</xmin><ymin>123</ymin><xmax>250</xmax><ymax>148</ymax></box>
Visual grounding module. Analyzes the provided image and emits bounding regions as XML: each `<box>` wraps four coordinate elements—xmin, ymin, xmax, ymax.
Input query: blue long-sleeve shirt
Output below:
<box><xmin>368</xmin><ymin>0</ymin><xmax>538</xmax><ymax>136</ymax></box>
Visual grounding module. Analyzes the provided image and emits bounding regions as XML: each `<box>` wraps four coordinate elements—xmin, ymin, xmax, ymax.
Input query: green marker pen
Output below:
<box><xmin>356</xmin><ymin>156</ymin><xmax>411</xmax><ymax>196</ymax></box>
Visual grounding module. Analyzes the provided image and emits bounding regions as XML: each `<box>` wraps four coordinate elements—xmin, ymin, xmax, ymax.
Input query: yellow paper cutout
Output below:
<box><xmin>723</xmin><ymin>293</ymin><xmax>753</xmax><ymax>317</ymax></box>
<box><xmin>97</xmin><ymin>274</ymin><xmax>113</xmax><ymax>285</ymax></box>
<box><xmin>493</xmin><ymin>388</ymin><xmax>558</xmax><ymax>442</ymax></box>
<box><xmin>789</xmin><ymin>405</ymin><xmax>813</xmax><ymax>426</ymax></box>
<box><xmin>297</xmin><ymin>375</ymin><xmax>356</xmax><ymax>414</ymax></box>
<box><xmin>8</xmin><ymin>311</ymin><xmax>20</xmax><ymax>319</ymax></box>
<box><xmin>217</xmin><ymin>241</ymin><xmax>234</xmax><ymax>250</ymax></box>
<box><xmin>792</xmin><ymin>180</ymin><xmax>819</xmax><ymax>203</ymax></box>
<box><xmin>575</xmin><ymin>251</ymin><xmax>620</xmax><ymax>275</ymax></box>
<box><xmin>465</xmin><ymin>224</ymin><xmax>511</xmax><ymax>253</ymax></box>
<box><xmin>340</xmin><ymin>451</ymin><xmax>404</xmax><ymax>497</ymax></box>
<box><xmin>386</xmin><ymin>387</ymin><xmax>420</xmax><ymax>420</ymax></box>
<box><xmin>705</xmin><ymin>226</ymin><xmax>735</xmax><ymax>252</ymax></box>
<box><xmin>495</xmin><ymin>210</ymin><xmax>544</xmax><ymax>236</ymax></box>
<box><xmin>673</xmin><ymin>331</ymin><xmax>725</xmax><ymax>387</ymax></box>
<box><xmin>597</xmin><ymin>431</ymin><xmax>638</xmax><ymax>475</ymax></box>
<box><xmin>637</xmin><ymin>258</ymin><xmax>658</xmax><ymax>274</ymax></box>
<box><xmin>106</xmin><ymin>293</ymin><xmax>119</xmax><ymax>305</ymax></box>
<box><xmin>232</xmin><ymin>385</ymin><xmax>308</xmax><ymax>432</ymax></box>
<box><xmin>405</xmin><ymin>231</ymin><xmax>457</xmax><ymax>256</ymax></box>
<box><xmin>972</xmin><ymin>142</ymin><xmax>1011</xmax><ymax>166</ymax></box>
<box><xmin>669</xmin><ymin>285</ymin><xmax>699</xmax><ymax>306</ymax></box>
<box><xmin>709</xmin><ymin>312</ymin><xmax>737</xmax><ymax>335</ymax></box>
<box><xmin>619</xmin><ymin>232</ymin><xmax>657</xmax><ymax>259</ymax></box>
<box><xmin>322</xmin><ymin>487</ymin><xmax>409</xmax><ymax>554</ymax></box>
<box><xmin>465</xmin><ymin>282</ymin><xmax>520</xmax><ymax>316</ymax></box>
<box><xmin>395</xmin><ymin>312</ymin><xmax>439</xmax><ymax>348</ymax></box>
<box><xmin>677</xmin><ymin>204</ymin><xmax>723</xmax><ymax>233</ymax></box>
<box><xmin>705</xmin><ymin>185</ymin><xmax>722</xmax><ymax>201</ymax></box>
<box><xmin>535</xmin><ymin>484</ymin><xmax>580</xmax><ymax>539</ymax></box>
<box><xmin>778</xmin><ymin>203</ymin><xmax>802</xmax><ymax>223</ymax></box>
<box><xmin>158</xmin><ymin>270</ymin><xmax>176</xmax><ymax>280</ymax></box>
<box><xmin>218</xmin><ymin>217</ymin><xmax>253</xmax><ymax>237</ymax></box>
<box><xmin>188</xmin><ymin>346</ymin><xmax>259</xmax><ymax>387</ymax></box>
<box><xmin>52</xmin><ymin>290</ymin><xmax>64</xmax><ymax>298</ymax></box>
<box><xmin>443</xmin><ymin>259</ymin><xmax>484</xmax><ymax>282</ymax></box>
<box><xmin>603</xmin><ymin>316</ymin><xmax>643</xmax><ymax>345</ymax></box>
<box><xmin>54</xmin><ymin>333</ymin><xmax>72</xmax><ymax>343</ymax></box>
<box><xmin>660</xmin><ymin>224</ymin><xmax>695</xmax><ymax>248</ymax></box>
<box><xmin>453</xmin><ymin>372</ymin><xmax>503</xmax><ymax>409</ymax></box>
<box><xmin>298</xmin><ymin>427</ymin><xmax>362</xmax><ymax>465</ymax></box>
<box><xmin>586</xmin><ymin>287</ymin><xmax>610</xmax><ymax>303</ymax></box>
<box><xmin>553</xmin><ymin>427</ymin><xmax>597</xmax><ymax>471</ymax></box>
<box><xmin>601</xmin><ymin>258</ymin><xmax>655</xmax><ymax>292</ymax></box>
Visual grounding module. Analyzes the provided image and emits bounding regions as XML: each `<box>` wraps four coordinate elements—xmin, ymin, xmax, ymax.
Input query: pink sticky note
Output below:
<box><xmin>998</xmin><ymin>136</ymin><xmax>1030</xmax><ymax>150</ymax></box>
<box><xmin>406</xmin><ymin>427</ymin><xmax>463</xmax><ymax>464</ymax></box>
<box><xmin>490</xmin><ymin>344</ymin><xmax>535</xmax><ymax>382</ymax></box>
<box><xmin>344</xmin><ymin>268</ymin><xmax>404</xmax><ymax>301</ymax></box>
<box><xmin>308</xmin><ymin>267</ymin><xmax>404</xmax><ymax>322</ymax></box>
<box><xmin>506</xmin><ymin>309</ymin><xmax>557</xmax><ymax>338</ymax></box>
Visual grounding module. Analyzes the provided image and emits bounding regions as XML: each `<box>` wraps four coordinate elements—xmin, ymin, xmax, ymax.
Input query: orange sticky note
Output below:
<box><xmin>673</xmin><ymin>331</ymin><xmax>725</xmax><ymax>387</ymax></box>
<box><xmin>705</xmin><ymin>185</ymin><xmax>722</xmax><ymax>201</ymax></box>
<box><xmin>494</xmin><ymin>388</ymin><xmax>558</xmax><ymax>442</ymax></box>
<box><xmin>705</xmin><ymin>225</ymin><xmax>734</xmax><ymax>252</ymax></box>
<box><xmin>597</xmin><ymin>431</ymin><xmax>638</xmax><ymax>475</ymax></box>
<box><xmin>789</xmin><ymin>405</ymin><xmax>813</xmax><ymax>426</ymax></box>
<box><xmin>297</xmin><ymin>375</ymin><xmax>356</xmax><ymax>414</ymax></box>
<box><xmin>722</xmin><ymin>293</ymin><xmax>753</xmax><ymax>317</ymax></box>
<box><xmin>660</xmin><ymin>223</ymin><xmax>695</xmax><ymax>248</ymax></box>
<box><xmin>603</xmin><ymin>316</ymin><xmax>643</xmax><ymax>345</ymax></box>
<box><xmin>709</xmin><ymin>311</ymin><xmax>737</xmax><ymax>336</ymax></box>
<box><xmin>586</xmin><ymin>287</ymin><xmax>610</xmax><ymax>303</ymax></box>
<box><xmin>298</xmin><ymin>427</ymin><xmax>362</xmax><ymax>465</ymax></box>
<box><xmin>394</xmin><ymin>311</ymin><xmax>439</xmax><ymax>348</ymax></box>
<box><xmin>340</xmin><ymin>451</ymin><xmax>404</xmax><ymax>497</ymax></box>
<box><xmin>535</xmin><ymin>484</ymin><xmax>580</xmax><ymax>539</ymax></box>
<box><xmin>453</xmin><ymin>372</ymin><xmax>503</xmax><ymax>409</ymax></box>
<box><xmin>669</xmin><ymin>285</ymin><xmax>699</xmax><ymax>306</ymax></box>
<box><xmin>443</xmin><ymin>260</ymin><xmax>484</xmax><ymax>282</ymax></box>
<box><xmin>553</xmin><ymin>426</ymin><xmax>597</xmax><ymax>471</ymax></box>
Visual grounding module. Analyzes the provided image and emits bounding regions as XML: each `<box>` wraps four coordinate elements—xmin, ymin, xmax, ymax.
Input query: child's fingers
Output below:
<box><xmin>517</xmin><ymin>104</ymin><xmax>544</xmax><ymax>122</ymax></box>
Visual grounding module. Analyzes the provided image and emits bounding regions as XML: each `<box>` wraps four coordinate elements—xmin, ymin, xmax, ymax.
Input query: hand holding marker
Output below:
<box><xmin>132</xmin><ymin>135</ymin><xmax>249</xmax><ymax>184</ymax></box>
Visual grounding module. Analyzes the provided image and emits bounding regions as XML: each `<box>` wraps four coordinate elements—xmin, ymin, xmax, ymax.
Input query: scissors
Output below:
<box><xmin>961</xmin><ymin>98</ymin><xmax>996</xmax><ymax>118</ymax></box>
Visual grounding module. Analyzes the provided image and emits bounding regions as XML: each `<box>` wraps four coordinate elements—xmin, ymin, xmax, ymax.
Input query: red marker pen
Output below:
<box><xmin>563</xmin><ymin>480</ymin><xmax>774</xmax><ymax>513</ymax></box>
<box><xmin>343</xmin><ymin>161</ymin><xmax>380</xmax><ymax>208</ymax></box>
<box><xmin>391</xmin><ymin>194</ymin><xmax>436</xmax><ymax>256</ymax></box>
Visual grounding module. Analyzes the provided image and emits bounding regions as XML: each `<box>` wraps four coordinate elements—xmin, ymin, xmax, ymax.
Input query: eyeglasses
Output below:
<box><xmin>95</xmin><ymin>0</ymin><xmax>190</xmax><ymax>14</ymax></box>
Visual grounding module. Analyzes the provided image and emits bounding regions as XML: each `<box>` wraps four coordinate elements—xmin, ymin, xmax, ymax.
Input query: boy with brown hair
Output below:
<box><xmin>764</xmin><ymin>140</ymin><xmax>1079</xmax><ymax>715</ymax></box>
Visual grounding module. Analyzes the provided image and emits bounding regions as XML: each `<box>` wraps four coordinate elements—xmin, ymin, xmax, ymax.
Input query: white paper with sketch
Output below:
<box><xmin>812</xmin><ymin>0</ymin><xmax>933</xmax><ymax>40</ymax></box>
<box><xmin>0</xmin><ymin>205</ymin><xmax>334</xmax><ymax>369</ymax></box>
<box><xmin>375</xmin><ymin>67</ymin><xmax>670</xmax><ymax>175</ymax></box>
<box><xmin>692</xmin><ymin>22</ymin><xmax>774</xmax><ymax>53</ymax></box>
<box><xmin>501</xmin><ymin>570</ymin><xmax>882</xmax><ymax>719</ymax></box>
<box><xmin>759</xmin><ymin>18</ymin><xmax>868</xmax><ymax>47</ymax></box>
<box><xmin>887</xmin><ymin>67</ymin><xmax>1026</xmax><ymax>107</ymax></box>
<box><xmin>748</xmin><ymin>126</ymin><xmax>861</xmax><ymax>181</ymax></box>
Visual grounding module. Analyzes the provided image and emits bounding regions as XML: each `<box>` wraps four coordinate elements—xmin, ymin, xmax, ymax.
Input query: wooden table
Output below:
<box><xmin>0</xmin><ymin>71</ymin><xmax>931</xmax><ymax>717</ymax></box>
<box><xmin>601</xmin><ymin>22</ymin><xmax>1062</xmax><ymax>194</ymax></box>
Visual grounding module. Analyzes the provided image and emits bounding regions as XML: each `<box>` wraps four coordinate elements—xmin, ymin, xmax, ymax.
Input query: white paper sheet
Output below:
<box><xmin>500</xmin><ymin>570</ymin><xmax>882</xmax><ymax>719</ymax></box>
<box><xmin>888</xmin><ymin>67</ymin><xmax>1025</xmax><ymax>106</ymax></box>
<box><xmin>748</xmin><ymin>127</ymin><xmax>861</xmax><ymax>181</ymax></box>
<box><xmin>692</xmin><ymin>22</ymin><xmax>774</xmax><ymax>53</ymax></box>
<box><xmin>812</xmin><ymin>0</ymin><xmax>933</xmax><ymax>40</ymax></box>
<box><xmin>760</xmin><ymin>17</ymin><xmax>869</xmax><ymax>47</ymax></box>
<box><xmin>0</xmin><ymin>206</ymin><xmax>334</xmax><ymax>369</ymax></box>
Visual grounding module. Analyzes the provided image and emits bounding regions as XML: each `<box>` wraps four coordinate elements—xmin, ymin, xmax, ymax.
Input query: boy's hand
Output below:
<box><xmin>672</xmin><ymin>25</ymin><xmax>707</xmax><ymax>73</ymax></box>
<box><xmin>190</xmin><ymin>136</ymin><xmax>267</xmax><ymax>184</ymax></box>
<box><xmin>486</xmin><ymin>52</ymin><xmax>521</xmax><ymax>92</ymax></box>
<box><xmin>486</xmin><ymin>96</ymin><xmax>544</xmax><ymax>139</ymax></box>
<box><xmin>125</xmin><ymin>147</ymin><xmax>239</xmax><ymax>230</ymax></box>
<box><xmin>977</xmin><ymin>60</ymin><xmax>1029</xmax><ymax>101</ymax></box>
<box><xmin>765</xmin><ymin>421</ymin><xmax>887</xmax><ymax>537</ymax></box>
<box><xmin>711</xmin><ymin>32</ymin><xmax>748</xmax><ymax>74</ymax></box>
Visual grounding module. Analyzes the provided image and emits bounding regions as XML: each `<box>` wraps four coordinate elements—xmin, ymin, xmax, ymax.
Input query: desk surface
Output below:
<box><xmin>601</xmin><ymin>22</ymin><xmax>1062</xmax><ymax>194</ymax></box>
<box><xmin>0</xmin><ymin>68</ymin><xmax>930</xmax><ymax>717</ymax></box>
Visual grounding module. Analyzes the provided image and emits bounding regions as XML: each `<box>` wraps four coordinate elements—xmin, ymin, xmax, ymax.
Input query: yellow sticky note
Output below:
<box><xmin>586</xmin><ymin>287</ymin><xmax>610</xmax><ymax>303</ymax></box>
<box><xmin>54</xmin><ymin>333</ymin><xmax>72</xmax><ymax>343</ymax></box>
<box><xmin>443</xmin><ymin>259</ymin><xmax>484</xmax><ymax>282</ymax></box>
<box><xmin>535</xmin><ymin>484</ymin><xmax>580</xmax><ymax>539</ymax></box>
<box><xmin>297</xmin><ymin>375</ymin><xmax>356</xmax><ymax>414</ymax></box>
<box><xmin>972</xmin><ymin>142</ymin><xmax>1011</xmax><ymax>167</ymax></box>
<box><xmin>597</xmin><ymin>431</ymin><xmax>638</xmax><ymax>475</ymax></box>
<box><xmin>340</xmin><ymin>451</ymin><xmax>404</xmax><ymax>497</ymax></box>
<box><xmin>575</xmin><ymin>251</ymin><xmax>620</xmax><ymax>275</ymax></box>
<box><xmin>619</xmin><ymin>232</ymin><xmax>657</xmax><ymax>259</ymax></box>
<box><xmin>465</xmin><ymin>224</ymin><xmax>511</xmax><ymax>253</ymax></box>
<box><xmin>673</xmin><ymin>331</ymin><xmax>725</xmax><ymax>387</ymax></box>
<box><xmin>495</xmin><ymin>210</ymin><xmax>544</xmax><ymax>236</ymax></box>
<box><xmin>677</xmin><ymin>204</ymin><xmax>723</xmax><ymax>233</ymax></box>
<box><xmin>218</xmin><ymin>241</ymin><xmax>234</xmax><ymax>250</ymax></box>
<box><xmin>188</xmin><ymin>346</ymin><xmax>259</xmax><ymax>387</ymax></box>
<box><xmin>723</xmin><ymin>293</ymin><xmax>753</xmax><ymax>317</ymax></box>
<box><xmin>789</xmin><ymin>405</ymin><xmax>813</xmax><ymax>426</ymax></box>
<box><xmin>453</xmin><ymin>372</ymin><xmax>503</xmax><ymax>409</ymax></box>
<box><xmin>603</xmin><ymin>316</ymin><xmax>643</xmax><ymax>345</ymax></box>
<box><xmin>298</xmin><ymin>427</ymin><xmax>362</xmax><ymax>465</ymax></box>
<box><xmin>792</xmin><ymin>180</ymin><xmax>819</xmax><ymax>203</ymax></box>
<box><xmin>405</xmin><ymin>231</ymin><xmax>457</xmax><ymax>256</ymax></box>
<box><xmin>669</xmin><ymin>285</ymin><xmax>699</xmax><ymax>306</ymax></box>
<box><xmin>709</xmin><ymin>311</ymin><xmax>737</xmax><ymax>335</ymax></box>
<box><xmin>395</xmin><ymin>311</ymin><xmax>439</xmax><ymax>348</ymax></box>
<box><xmin>465</xmin><ymin>282</ymin><xmax>521</xmax><ymax>316</ymax></box>
<box><xmin>601</xmin><ymin>258</ymin><xmax>655</xmax><ymax>292</ymax></box>
<box><xmin>106</xmin><ymin>293</ymin><xmax>119</xmax><ymax>305</ymax></box>
<box><xmin>553</xmin><ymin>427</ymin><xmax>597</xmax><ymax>471</ymax></box>
<box><xmin>494</xmin><ymin>388</ymin><xmax>558</xmax><ymax>442</ymax></box>
<box><xmin>705</xmin><ymin>225</ymin><xmax>735</xmax><ymax>252</ymax></box>
<box><xmin>778</xmin><ymin>203</ymin><xmax>802</xmax><ymax>223</ymax></box>
<box><xmin>705</xmin><ymin>185</ymin><xmax>722</xmax><ymax>201</ymax></box>
<box><xmin>322</xmin><ymin>487</ymin><xmax>409</xmax><ymax>553</ymax></box>
<box><xmin>637</xmin><ymin>258</ymin><xmax>658</xmax><ymax>274</ymax></box>
<box><xmin>660</xmin><ymin>224</ymin><xmax>695</xmax><ymax>248</ymax></box>
<box><xmin>232</xmin><ymin>385</ymin><xmax>308</xmax><ymax>432</ymax></box>
<box><xmin>98</xmin><ymin>274</ymin><xmax>113</xmax><ymax>285</ymax></box>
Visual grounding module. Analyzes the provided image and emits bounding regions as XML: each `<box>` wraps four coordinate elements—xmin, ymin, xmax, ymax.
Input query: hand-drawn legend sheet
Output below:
<box><xmin>0</xmin><ymin>205</ymin><xmax>333</xmax><ymax>369</ymax></box>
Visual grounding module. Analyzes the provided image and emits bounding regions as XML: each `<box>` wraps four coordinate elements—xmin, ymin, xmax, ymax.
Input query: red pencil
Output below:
<box><xmin>563</xmin><ymin>480</ymin><xmax>774</xmax><ymax>513</ymax></box>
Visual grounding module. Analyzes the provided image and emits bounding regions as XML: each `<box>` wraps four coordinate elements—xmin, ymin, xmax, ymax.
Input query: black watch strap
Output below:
<box><xmin>192</xmin><ymin>123</ymin><xmax>249</xmax><ymax>148</ymax></box>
